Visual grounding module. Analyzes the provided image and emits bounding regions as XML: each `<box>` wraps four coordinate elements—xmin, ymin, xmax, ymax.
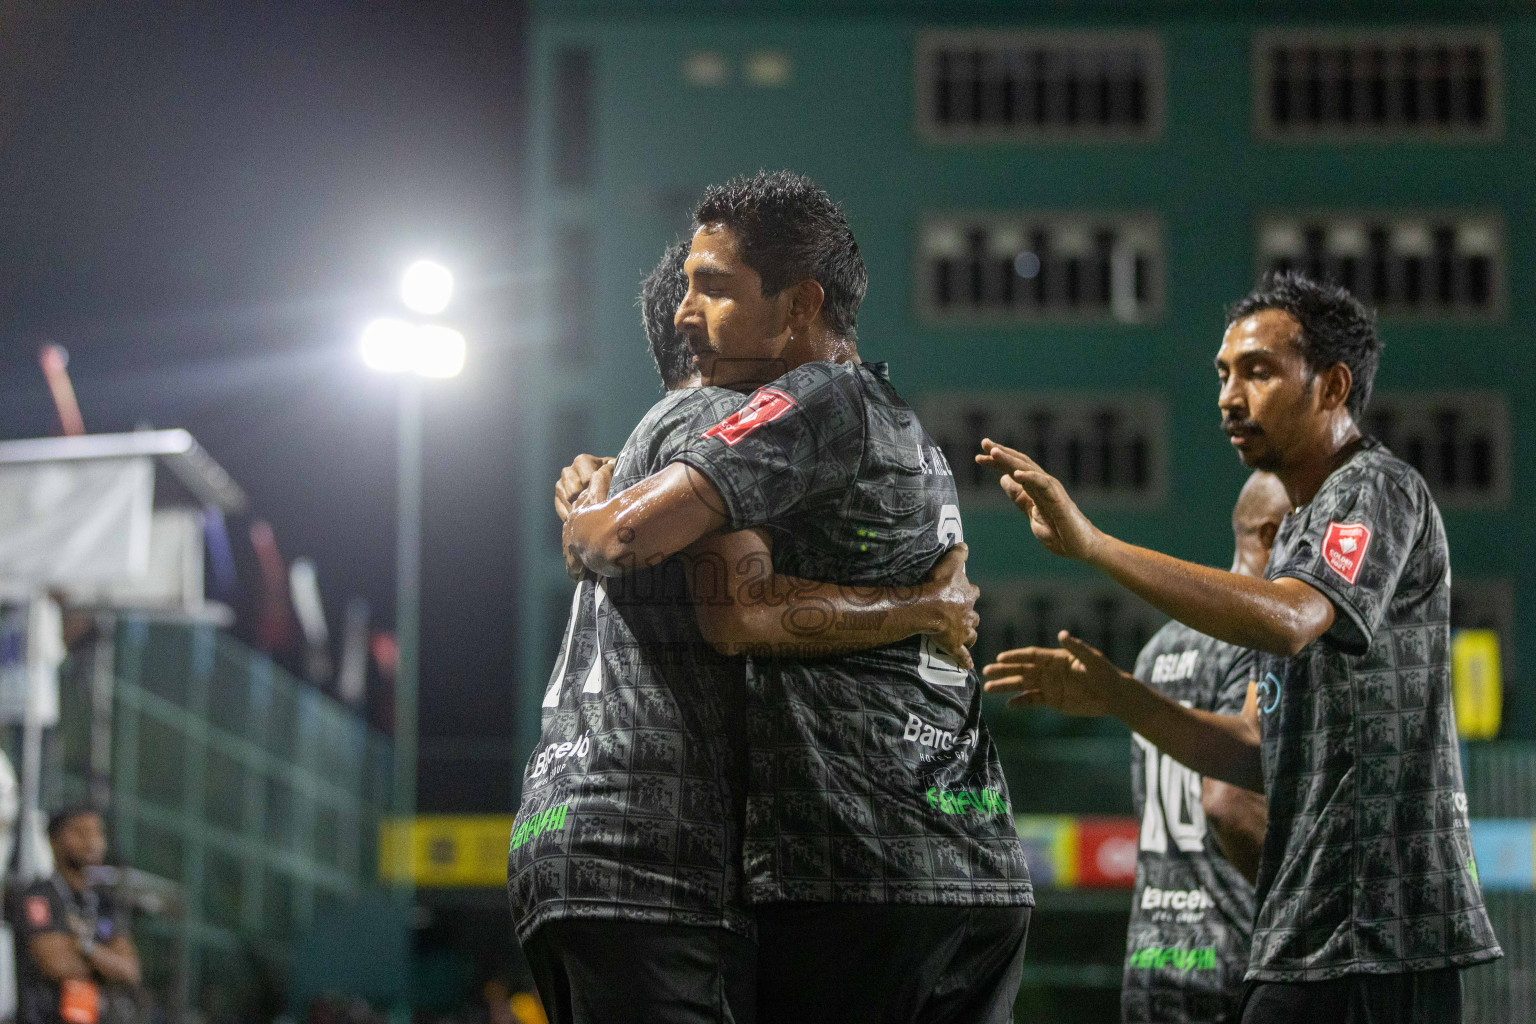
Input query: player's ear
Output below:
<box><xmin>1319</xmin><ymin>362</ymin><xmax>1353</xmax><ymax>413</ymax></box>
<box><xmin>787</xmin><ymin>278</ymin><xmax>825</xmax><ymax>330</ymax></box>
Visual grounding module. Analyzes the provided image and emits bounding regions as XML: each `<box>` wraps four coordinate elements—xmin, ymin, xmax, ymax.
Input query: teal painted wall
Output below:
<box><xmin>517</xmin><ymin>4</ymin><xmax>1536</xmax><ymax>764</ymax></box>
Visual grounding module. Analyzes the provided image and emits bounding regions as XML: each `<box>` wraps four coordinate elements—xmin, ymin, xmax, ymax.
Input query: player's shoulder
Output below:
<box><xmin>1323</xmin><ymin>437</ymin><xmax>1432</xmax><ymax>508</ymax></box>
<box><xmin>17</xmin><ymin>877</ymin><xmax>51</xmax><ymax>901</ymax></box>
<box><xmin>1134</xmin><ymin>619</ymin><xmax>1196</xmax><ymax>673</ymax></box>
<box><xmin>630</xmin><ymin>387</ymin><xmax>740</xmax><ymax>441</ymax></box>
<box><xmin>1142</xmin><ymin>618</ymin><xmax>1199</xmax><ymax>655</ymax></box>
<box><xmin>17</xmin><ymin>881</ymin><xmax>59</xmax><ymax>931</ymax></box>
<box><xmin>768</xmin><ymin>359</ymin><xmax>871</xmax><ymax>400</ymax></box>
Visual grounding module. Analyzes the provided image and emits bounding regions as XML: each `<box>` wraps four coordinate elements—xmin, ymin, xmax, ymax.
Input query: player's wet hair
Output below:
<box><xmin>1227</xmin><ymin>271</ymin><xmax>1382</xmax><ymax>419</ymax></box>
<box><xmin>693</xmin><ymin>170</ymin><xmax>867</xmax><ymax>340</ymax></box>
<box><xmin>639</xmin><ymin>240</ymin><xmax>694</xmax><ymax>390</ymax></box>
<box><xmin>47</xmin><ymin>804</ymin><xmax>100</xmax><ymax>841</ymax></box>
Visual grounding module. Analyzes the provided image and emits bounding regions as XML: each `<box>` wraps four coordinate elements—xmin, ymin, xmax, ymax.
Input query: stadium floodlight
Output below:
<box><xmin>400</xmin><ymin>259</ymin><xmax>454</xmax><ymax>315</ymax></box>
<box><xmin>358</xmin><ymin>268</ymin><xmax>466</xmax><ymax>935</ymax></box>
<box><xmin>360</xmin><ymin>317</ymin><xmax>419</xmax><ymax>374</ymax></box>
<box><xmin>360</xmin><ymin>319</ymin><xmax>466</xmax><ymax>379</ymax></box>
<box><xmin>409</xmin><ymin>325</ymin><xmax>466</xmax><ymax>379</ymax></box>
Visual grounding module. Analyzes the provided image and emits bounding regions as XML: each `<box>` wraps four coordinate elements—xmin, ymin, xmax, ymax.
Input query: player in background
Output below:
<box><xmin>511</xmin><ymin>240</ymin><xmax>981</xmax><ymax>1024</ymax></box>
<box><xmin>979</xmin><ymin>274</ymin><xmax>1500</xmax><ymax>1023</ymax></box>
<box><xmin>1116</xmin><ymin>471</ymin><xmax>1282</xmax><ymax>1023</ymax></box>
<box><xmin>563</xmin><ymin>172</ymin><xmax>1032</xmax><ymax>1024</ymax></box>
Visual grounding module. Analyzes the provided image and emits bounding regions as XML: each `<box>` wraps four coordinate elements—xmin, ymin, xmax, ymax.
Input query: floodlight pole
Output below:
<box><xmin>394</xmin><ymin>376</ymin><xmax>422</xmax><ymax>867</ymax></box>
<box><xmin>389</xmin><ymin>375</ymin><xmax>422</xmax><ymax>1023</ymax></box>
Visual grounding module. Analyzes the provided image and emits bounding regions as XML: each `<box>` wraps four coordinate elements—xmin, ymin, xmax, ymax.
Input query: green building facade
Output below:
<box><xmin>517</xmin><ymin>0</ymin><xmax>1534</xmax><ymax>745</ymax></box>
<box><xmin>516</xmin><ymin>2</ymin><xmax>1534</xmax><ymax>1016</ymax></box>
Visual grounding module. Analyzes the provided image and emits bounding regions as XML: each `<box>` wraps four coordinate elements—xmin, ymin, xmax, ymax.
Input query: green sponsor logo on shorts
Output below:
<box><xmin>1127</xmin><ymin>946</ymin><xmax>1218</xmax><ymax>971</ymax></box>
<box><xmin>925</xmin><ymin>787</ymin><xmax>1007</xmax><ymax>816</ymax></box>
<box><xmin>510</xmin><ymin>804</ymin><xmax>569</xmax><ymax>851</ymax></box>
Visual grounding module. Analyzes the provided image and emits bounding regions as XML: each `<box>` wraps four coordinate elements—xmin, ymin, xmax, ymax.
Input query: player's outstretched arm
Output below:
<box><xmin>686</xmin><ymin>531</ymin><xmax>980</xmax><ymax>667</ymax></box>
<box><xmin>976</xmin><ymin>440</ymin><xmax>1334</xmax><ymax>657</ymax></box>
<box><xmin>982</xmin><ymin>631</ymin><xmax>1264</xmax><ymax>792</ymax></box>
<box><xmin>1204</xmin><ymin>778</ymin><xmax>1267</xmax><ymax>884</ymax></box>
<box><xmin>562</xmin><ymin>460</ymin><xmax>730</xmax><ymax>578</ymax></box>
<box><xmin>1201</xmin><ymin>682</ymin><xmax>1268</xmax><ymax>882</ymax></box>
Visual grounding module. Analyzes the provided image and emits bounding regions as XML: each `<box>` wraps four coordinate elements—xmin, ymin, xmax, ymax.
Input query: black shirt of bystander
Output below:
<box><xmin>15</xmin><ymin>874</ymin><xmax>125</xmax><ymax>1024</ymax></box>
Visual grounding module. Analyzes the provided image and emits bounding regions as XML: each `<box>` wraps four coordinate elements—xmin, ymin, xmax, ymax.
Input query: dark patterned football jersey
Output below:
<box><xmin>1123</xmin><ymin>621</ymin><xmax>1257</xmax><ymax>1024</ymax></box>
<box><xmin>674</xmin><ymin>360</ymin><xmax>1034</xmax><ymax>907</ymax></box>
<box><xmin>507</xmin><ymin>386</ymin><xmax>754</xmax><ymax>943</ymax></box>
<box><xmin>1251</xmin><ymin>437</ymin><xmax>1501</xmax><ymax>980</ymax></box>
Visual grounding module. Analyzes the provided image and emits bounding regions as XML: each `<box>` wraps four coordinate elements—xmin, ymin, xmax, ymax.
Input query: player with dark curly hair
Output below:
<box><xmin>513</xmin><ymin>229</ymin><xmax>989</xmax><ymax>1024</ymax></box>
<box><xmin>979</xmin><ymin>273</ymin><xmax>1501</xmax><ymax>1023</ymax></box>
<box><xmin>562</xmin><ymin>171</ymin><xmax>1033</xmax><ymax>1024</ymax></box>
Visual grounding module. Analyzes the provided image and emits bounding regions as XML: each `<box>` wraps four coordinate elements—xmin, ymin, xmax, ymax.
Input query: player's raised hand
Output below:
<box><xmin>923</xmin><ymin>543</ymin><xmax>980</xmax><ymax>671</ymax></box>
<box><xmin>556</xmin><ymin>454</ymin><xmax>617</xmax><ymax>521</ymax></box>
<box><xmin>982</xmin><ymin>630</ymin><xmax>1121</xmax><ymax>716</ymax></box>
<box><xmin>975</xmin><ymin>439</ymin><xmax>1104</xmax><ymax>562</ymax></box>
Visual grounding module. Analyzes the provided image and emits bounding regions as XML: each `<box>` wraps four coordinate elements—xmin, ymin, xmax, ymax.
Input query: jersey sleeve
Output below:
<box><xmin>670</xmin><ymin>364</ymin><xmax>864</xmax><ymax>531</ymax></box>
<box><xmin>16</xmin><ymin>884</ymin><xmax>68</xmax><ymax>941</ymax></box>
<box><xmin>1267</xmin><ymin>472</ymin><xmax>1423</xmax><ymax>655</ymax></box>
<box><xmin>1212</xmin><ymin>646</ymin><xmax>1256</xmax><ymax>717</ymax></box>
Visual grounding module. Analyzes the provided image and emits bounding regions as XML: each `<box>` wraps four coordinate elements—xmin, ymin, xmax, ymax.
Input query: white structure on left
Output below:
<box><xmin>0</xmin><ymin>429</ymin><xmax>246</xmax><ymax>1018</ymax></box>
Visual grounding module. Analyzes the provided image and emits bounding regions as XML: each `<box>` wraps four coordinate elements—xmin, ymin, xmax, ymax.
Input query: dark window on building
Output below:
<box><xmin>1258</xmin><ymin>216</ymin><xmax>1501</xmax><ymax>317</ymax></box>
<box><xmin>203</xmin><ymin>748</ymin><xmax>245</xmax><ymax>833</ymax></box>
<box><xmin>202</xmin><ymin>848</ymin><xmax>244</xmax><ymax>930</ymax></box>
<box><xmin>975</xmin><ymin>581</ymin><xmax>1167</xmax><ymax>672</ymax></box>
<box><xmin>263</xmin><ymin>869</ymin><xmax>296</xmax><ymax>940</ymax></box>
<box><xmin>918</xmin><ymin>31</ymin><xmax>1162</xmax><ymax>140</ymax></box>
<box><xmin>551</xmin><ymin>47</ymin><xmax>595</xmax><ymax>184</ymax></box>
<box><xmin>555</xmin><ymin>226</ymin><xmax>593</xmax><ymax>364</ymax></box>
<box><xmin>1364</xmin><ymin>392</ymin><xmax>1508</xmax><ymax>507</ymax></box>
<box><xmin>921</xmin><ymin>216</ymin><xmax>1161</xmax><ymax>323</ymax></box>
<box><xmin>917</xmin><ymin>393</ymin><xmax>1165</xmax><ymax>506</ymax></box>
<box><xmin>1256</xmin><ymin>31</ymin><xmax>1500</xmax><ymax>139</ymax></box>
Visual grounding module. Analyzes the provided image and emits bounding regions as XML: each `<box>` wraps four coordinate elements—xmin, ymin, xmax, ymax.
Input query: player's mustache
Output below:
<box><xmin>1222</xmin><ymin>417</ymin><xmax>1262</xmax><ymax>436</ymax></box>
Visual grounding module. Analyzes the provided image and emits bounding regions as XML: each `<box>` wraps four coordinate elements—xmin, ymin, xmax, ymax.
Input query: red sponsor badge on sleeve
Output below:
<box><xmin>26</xmin><ymin>895</ymin><xmax>49</xmax><ymax>928</ymax></box>
<box><xmin>702</xmin><ymin>388</ymin><xmax>796</xmax><ymax>446</ymax></box>
<box><xmin>1322</xmin><ymin>521</ymin><xmax>1371</xmax><ymax>585</ymax></box>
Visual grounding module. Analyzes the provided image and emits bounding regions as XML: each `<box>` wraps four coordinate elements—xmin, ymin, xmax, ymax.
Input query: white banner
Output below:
<box><xmin>0</xmin><ymin>457</ymin><xmax>153</xmax><ymax>588</ymax></box>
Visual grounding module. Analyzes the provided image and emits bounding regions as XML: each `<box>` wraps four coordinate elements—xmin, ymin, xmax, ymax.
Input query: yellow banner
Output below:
<box><xmin>379</xmin><ymin>816</ymin><xmax>516</xmax><ymax>887</ymax></box>
<box><xmin>1452</xmin><ymin>629</ymin><xmax>1502</xmax><ymax>741</ymax></box>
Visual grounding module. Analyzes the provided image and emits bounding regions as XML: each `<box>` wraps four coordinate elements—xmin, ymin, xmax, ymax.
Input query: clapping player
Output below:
<box><xmin>978</xmin><ymin>274</ymin><xmax>1499</xmax><ymax>1023</ymax></box>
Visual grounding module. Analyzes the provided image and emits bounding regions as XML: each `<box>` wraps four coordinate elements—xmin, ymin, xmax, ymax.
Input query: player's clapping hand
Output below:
<box><xmin>562</xmin><ymin>459</ymin><xmax>614</xmax><ymax>579</ymax></box>
<box><xmin>981</xmin><ymin>631</ymin><xmax>1120</xmax><ymax>717</ymax></box>
<box><xmin>555</xmin><ymin>454</ymin><xmax>617</xmax><ymax>521</ymax></box>
<box><xmin>923</xmin><ymin>543</ymin><xmax>980</xmax><ymax>671</ymax></box>
<box><xmin>974</xmin><ymin>439</ymin><xmax>1104</xmax><ymax>562</ymax></box>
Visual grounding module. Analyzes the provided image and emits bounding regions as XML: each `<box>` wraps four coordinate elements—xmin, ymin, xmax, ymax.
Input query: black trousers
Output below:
<box><xmin>755</xmin><ymin>903</ymin><xmax>1031</xmax><ymax>1024</ymax></box>
<box><xmin>523</xmin><ymin>920</ymin><xmax>757</xmax><ymax>1024</ymax></box>
<box><xmin>1240</xmin><ymin>966</ymin><xmax>1463</xmax><ymax>1024</ymax></box>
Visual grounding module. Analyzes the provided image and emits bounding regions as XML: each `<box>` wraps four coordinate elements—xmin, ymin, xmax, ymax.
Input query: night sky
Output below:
<box><xmin>0</xmin><ymin>1</ymin><xmax>530</xmax><ymax>811</ymax></box>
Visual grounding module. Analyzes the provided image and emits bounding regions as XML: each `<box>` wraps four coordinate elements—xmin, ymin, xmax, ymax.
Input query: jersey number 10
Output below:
<box><xmin>1134</xmin><ymin>735</ymin><xmax>1208</xmax><ymax>854</ymax></box>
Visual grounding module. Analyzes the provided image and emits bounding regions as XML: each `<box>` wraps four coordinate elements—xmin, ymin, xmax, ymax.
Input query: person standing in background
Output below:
<box><xmin>15</xmin><ymin>808</ymin><xmax>139</xmax><ymax>1024</ymax></box>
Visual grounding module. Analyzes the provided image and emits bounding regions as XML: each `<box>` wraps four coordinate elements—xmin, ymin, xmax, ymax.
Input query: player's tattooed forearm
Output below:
<box><xmin>780</xmin><ymin>601</ymin><xmax>835</xmax><ymax>637</ymax></box>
